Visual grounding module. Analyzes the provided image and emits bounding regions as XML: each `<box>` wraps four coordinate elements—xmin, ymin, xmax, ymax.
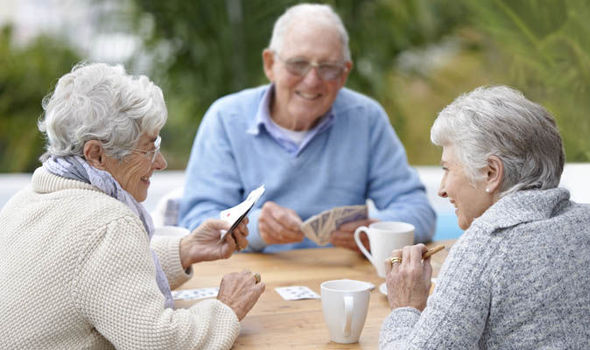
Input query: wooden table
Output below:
<box><xmin>175</xmin><ymin>240</ymin><xmax>454</xmax><ymax>349</ymax></box>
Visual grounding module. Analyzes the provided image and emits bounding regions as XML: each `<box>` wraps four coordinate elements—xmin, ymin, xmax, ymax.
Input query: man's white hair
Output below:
<box><xmin>268</xmin><ymin>3</ymin><xmax>351</xmax><ymax>61</ymax></box>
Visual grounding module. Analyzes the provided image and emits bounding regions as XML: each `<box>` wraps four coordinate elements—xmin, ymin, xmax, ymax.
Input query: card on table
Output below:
<box><xmin>275</xmin><ymin>286</ymin><xmax>320</xmax><ymax>300</ymax></box>
<box><xmin>172</xmin><ymin>287</ymin><xmax>219</xmax><ymax>301</ymax></box>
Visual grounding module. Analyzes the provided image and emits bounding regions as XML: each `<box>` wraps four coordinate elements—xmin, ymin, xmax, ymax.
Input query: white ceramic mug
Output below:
<box><xmin>354</xmin><ymin>221</ymin><xmax>414</xmax><ymax>277</ymax></box>
<box><xmin>154</xmin><ymin>225</ymin><xmax>190</xmax><ymax>238</ymax></box>
<box><xmin>320</xmin><ymin>279</ymin><xmax>372</xmax><ymax>344</ymax></box>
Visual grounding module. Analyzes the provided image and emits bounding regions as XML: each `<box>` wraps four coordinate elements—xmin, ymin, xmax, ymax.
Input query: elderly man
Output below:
<box><xmin>179</xmin><ymin>3</ymin><xmax>436</xmax><ymax>253</ymax></box>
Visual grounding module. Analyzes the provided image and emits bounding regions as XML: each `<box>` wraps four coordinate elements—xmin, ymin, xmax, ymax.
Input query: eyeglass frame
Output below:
<box><xmin>131</xmin><ymin>135</ymin><xmax>161</xmax><ymax>163</ymax></box>
<box><xmin>273</xmin><ymin>52</ymin><xmax>348</xmax><ymax>81</ymax></box>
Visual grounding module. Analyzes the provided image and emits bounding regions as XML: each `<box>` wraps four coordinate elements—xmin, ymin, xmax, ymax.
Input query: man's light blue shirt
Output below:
<box><xmin>179</xmin><ymin>85</ymin><xmax>436</xmax><ymax>252</ymax></box>
<box><xmin>253</xmin><ymin>85</ymin><xmax>334</xmax><ymax>156</ymax></box>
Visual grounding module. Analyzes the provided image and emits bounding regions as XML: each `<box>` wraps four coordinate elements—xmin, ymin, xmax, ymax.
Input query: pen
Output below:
<box><xmin>388</xmin><ymin>245</ymin><xmax>446</xmax><ymax>265</ymax></box>
<box><xmin>422</xmin><ymin>245</ymin><xmax>445</xmax><ymax>260</ymax></box>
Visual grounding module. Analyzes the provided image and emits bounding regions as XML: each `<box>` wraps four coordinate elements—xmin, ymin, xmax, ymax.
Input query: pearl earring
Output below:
<box><xmin>485</xmin><ymin>188</ymin><xmax>490</xmax><ymax>193</ymax></box>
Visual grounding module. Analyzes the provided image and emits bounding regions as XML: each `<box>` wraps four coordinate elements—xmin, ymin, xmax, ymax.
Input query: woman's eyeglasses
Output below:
<box><xmin>131</xmin><ymin>135</ymin><xmax>161</xmax><ymax>163</ymax></box>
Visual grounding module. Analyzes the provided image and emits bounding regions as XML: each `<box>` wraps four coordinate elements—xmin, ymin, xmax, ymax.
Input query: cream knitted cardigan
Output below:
<box><xmin>0</xmin><ymin>168</ymin><xmax>240</xmax><ymax>349</ymax></box>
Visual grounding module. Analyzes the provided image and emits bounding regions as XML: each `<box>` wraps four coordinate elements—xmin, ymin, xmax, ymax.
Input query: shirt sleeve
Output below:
<box><xmin>367</xmin><ymin>105</ymin><xmax>436</xmax><ymax>243</ymax></box>
<box><xmin>73</xmin><ymin>216</ymin><xmax>240</xmax><ymax>350</ymax></box>
<box><xmin>150</xmin><ymin>235</ymin><xmax>192</xmax><ymax>290</ymax></box>
<box><xmin>379</xmin><ymin>233</ymin><xmax>494</xmax><ymax>349</ymax></box>
<box><xmin>178</xmin><ymin>102</ymin><xmax>270</xmax><ymax>252</ymax></box>
<box><xmin>179</xmin><ymin>103</ymin><xmax>246</xmax><ymax>224</ymax></box>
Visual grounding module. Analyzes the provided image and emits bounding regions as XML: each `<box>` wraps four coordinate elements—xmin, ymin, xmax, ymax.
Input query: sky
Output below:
<box><xmin>0</xmin><ymin>0</ymin><xmax>137</xmax><ymax>63</ymax></box>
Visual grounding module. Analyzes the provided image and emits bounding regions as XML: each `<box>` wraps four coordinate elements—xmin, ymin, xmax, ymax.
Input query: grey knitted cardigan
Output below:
<box><xmin>380</xmin><ymin>188</ymin><xmax>590</xmax><ymax>349</ymax></box>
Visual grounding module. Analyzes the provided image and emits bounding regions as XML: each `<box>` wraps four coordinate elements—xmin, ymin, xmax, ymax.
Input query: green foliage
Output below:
<box><xmin>123</xmin><ymin>0</ymin><xmax>300</xmax><ymax>167</ymax></box>
<box><xmin>463</xmin><ymin>0</ymin><xmax>590</xmax><ymax>161</ymax></box>
<box><xmin>0</xmin><ymin>26</ymin><xmax>80</xmax><ymax>172</ymax></box>
<box><xmin>339</xmin><ymin>0</ymin><xmax>472</xmax><ymax>163</ymax></box>
<box><xmin>124</xmin><ymin>0</ymin><xmax>472</xmax><ymax>168</ymax></box>
<box><xmin>2</xmin><ymin>0</ymin><xmax>589</xmax><ymax>171</ymax></box>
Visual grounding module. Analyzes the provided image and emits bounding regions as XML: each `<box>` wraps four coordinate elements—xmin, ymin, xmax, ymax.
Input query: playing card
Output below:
<box><xmin>333</xmin><ymin>205</ymin><xmax>368</xmax><ymax>228</ymax></box>
<box><xmin>219</xmin><ymin>185</ymin><xmax>265</xmax><ymax>241</ymax></box>
<box><xmin>300</xmin><ymin>209</ymin><xmax>334</xmax><ymax>245</ymax></box>
<box><xmin>301</xmin><ymin>216</ymin><xmax>323</xmax><ymax>245</ymax></box>
<box><xmin>275</xmin><ymin>286</ymin><xmax>320</xmax><ymax>300</ymax></box>
<box><xmin>171</xmin><ymin>287</ymin><xmax>219</xmax><ymax>301</ymax></box>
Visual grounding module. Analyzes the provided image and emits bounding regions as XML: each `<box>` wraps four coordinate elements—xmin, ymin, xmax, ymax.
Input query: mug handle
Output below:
<box><xmin>343</xmin><ymin>295</ymin><xmax>353</xmax><ymax>337</ymax></box>
<box><xmin>354</xmin><ymin>226</ymin><xmax>373</xmax><ymax>265</ymax></box>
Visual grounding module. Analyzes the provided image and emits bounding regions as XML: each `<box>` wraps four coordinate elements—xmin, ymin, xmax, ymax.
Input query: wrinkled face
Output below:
<box><xmin>104</xmin><ymin>131</ymin><xmax>167</xmax><ymax>202</ymax></box>
<box><xmin>263</xmin><ymin>22</ymin><xmax>352</xmax><ymax>131</ymax></box>
<box><xmin>438</xmin><ymin>146</ymin><xmax>493</xmax><ymax>230</ymax></box>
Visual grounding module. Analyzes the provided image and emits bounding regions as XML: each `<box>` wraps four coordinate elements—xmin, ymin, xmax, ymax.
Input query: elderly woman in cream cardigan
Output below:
<box><xmin>0</xmin><ymin>63</ymin><xmax>265</xmax><ymax>349</ymax></box>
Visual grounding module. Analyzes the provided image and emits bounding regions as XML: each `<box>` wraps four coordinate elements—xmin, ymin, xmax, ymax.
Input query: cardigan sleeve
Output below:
<box><xmin>72</xmin><ymin>216</ymin><xmax>240</xmax><ymax>350</ymax></box>
<box><xmin>151</xmin><ymin>235</ymin><xmax>193</xmax><ymax>290</ymax></box>
<box><xmin>379</xmin><ymin>232</ymin><xmax>497</xmax><ymax>349</ymax></box>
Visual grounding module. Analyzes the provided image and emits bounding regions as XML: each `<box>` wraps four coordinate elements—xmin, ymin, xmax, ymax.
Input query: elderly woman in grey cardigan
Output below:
<box><xmin>0</xmin><ymin>63</ymin><xmax>264</xmax><ymax>349</ymax></box>
<box><xmin>380</xmin><ymin>86</ymin><xmax>590</xmax><ymax>349</ymax></box>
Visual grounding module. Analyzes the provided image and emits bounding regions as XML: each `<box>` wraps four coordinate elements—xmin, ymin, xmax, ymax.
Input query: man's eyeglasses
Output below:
<box><xmin>275</xmin><ymin>53</ymin><xmax>347</xmax><ymax>81</ymax></box>
<box><xmin>132</xmin><ymin>135</ymin><xmax>161</xmax><ymax>163</ymax></box>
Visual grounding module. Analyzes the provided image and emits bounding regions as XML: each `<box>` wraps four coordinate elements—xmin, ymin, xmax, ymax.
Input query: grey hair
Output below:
<box><xmin>268</xmin><ymin>3</ymin><xmax>351</xmax><ymax>61</ymax></box>
<box><xmin>431</xmin><ymin>85</ymin><xmax>564</xmax><ymax>196</ymax></box>
<box><xmin>38</xmin><ymin>62</ymin><xmax>167</xmax><ymax>161</ymax></box>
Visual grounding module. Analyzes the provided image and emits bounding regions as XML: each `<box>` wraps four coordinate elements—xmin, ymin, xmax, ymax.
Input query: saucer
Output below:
<box><xmin>379</xmin><ymin>282</ymin><xmax>387</xmax><ymax>295</ymax></box>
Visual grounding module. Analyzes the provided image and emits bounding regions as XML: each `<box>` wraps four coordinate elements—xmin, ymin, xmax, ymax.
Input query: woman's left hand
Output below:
<box><xmin>179</xmin><ymin>218</ymin><xmax>249</xmax><ymax>269</ymax></box>
<box><xmin>385</xmin><ymin>243</ymin><xmax>432</xmax><ymax>311</ymax></box>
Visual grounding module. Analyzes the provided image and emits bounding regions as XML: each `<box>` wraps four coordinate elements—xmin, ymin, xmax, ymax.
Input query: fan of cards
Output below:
<box><xmin>219</xmin><ymin>185</ymin><xmax>265</xmax><ymax>242</ymax></box>
<box><xmin>301</xmin><ymin>205</ymin><xmax>368</xmax><ymax>246</ymax></box>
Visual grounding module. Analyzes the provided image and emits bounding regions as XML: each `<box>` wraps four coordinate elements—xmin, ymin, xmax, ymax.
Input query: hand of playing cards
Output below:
<box><xmin>300</xmin><ymin>205</ymin><xmax>368</xmax><ymax>246</ymax></box>
<box><xmin>219</xmin><ymin>185</ymin><xmax>265</xmax><ymax>242</ymax></box>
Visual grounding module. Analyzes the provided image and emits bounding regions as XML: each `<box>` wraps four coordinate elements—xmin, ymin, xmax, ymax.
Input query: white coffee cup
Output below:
<box><xmin>354</xmin><ymin>221</ymin><xmax>414</xmax><ymax>277</ymax></box>
<box><xmin>320</xmin><ymin>279</ymin><xmax>372</xmax><ymax>344</ymax></box>
<box><xmin>154</xmin><ymin>225</ymin><xmax>190</xmax><ymax>238</ymax></box>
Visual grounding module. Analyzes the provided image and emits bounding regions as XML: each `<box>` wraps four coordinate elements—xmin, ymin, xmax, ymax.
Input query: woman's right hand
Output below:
<box><xmin>217</xmin><ymin>270</ymin><xmax>265</xmax><ymax>320</ymax></box>
<box><xmin>179</xmin><ymin>218</ymin><xmax>249</xmax><ymax>269</ymax></box>
<box><xmin>385</xmin><ymin>244</ymin><xmax>432</xmax><ymax>311</ymax></box>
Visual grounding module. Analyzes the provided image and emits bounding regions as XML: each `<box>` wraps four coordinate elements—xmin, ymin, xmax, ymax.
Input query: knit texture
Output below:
<box><xmin>0</xmin><ymin>168</ymin><xmax>240</xmax><ymax>349</ymax></box>
<box><xmin>43</xmin><ymin>155</ymin><xmax>174</xmax><ymax>308</ymax></box>
<box><xmin>380</xmin><ymin>188</ymin><xmax>590</xmax><ymax>349</ymax></box>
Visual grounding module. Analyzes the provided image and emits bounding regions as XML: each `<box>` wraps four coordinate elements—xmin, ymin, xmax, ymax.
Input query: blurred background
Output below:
<box><xmin>1</xmin><ymin>0</ymin><xmax>589</xmax><ymax>173</ymax></box>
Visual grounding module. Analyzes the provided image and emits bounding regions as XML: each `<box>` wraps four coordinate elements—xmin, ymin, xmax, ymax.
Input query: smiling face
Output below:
<box><xmin>438</xmin><ymin>145</ymin><xmax>495</xmax><ymax>230</ymax></box>
<box><xmin>104</xmin><ymin>131</ymin><xmax>167</xmax><ymax>202</ymax></box>
<box><xmin>263</xmin><ymin>21</ymin><xmax>352</xmax><ymax>131</ymax></box>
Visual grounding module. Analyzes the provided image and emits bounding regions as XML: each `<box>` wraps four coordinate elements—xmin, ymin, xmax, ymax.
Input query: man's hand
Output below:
<box><xmin>330</xmin><ymin>218</ymin><xmax>377</xmax><ymax>252</ymax></box>
<box><xmin>258</xmin><ymin>201</ymin><xmax>304</xmax><ymax>244</ymax></box>
<box><xmin>179</xmin><ymin>218</ymin><xmax>249</xmax><ymax>269</ymax></box>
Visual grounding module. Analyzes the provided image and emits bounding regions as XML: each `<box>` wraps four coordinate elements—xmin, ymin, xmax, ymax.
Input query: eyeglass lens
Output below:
<box><xmin>150</xmin><ymin>136</ymin><xmax>161</xmax><ymax>162</ymax></box>
<box><xmin>284</xmin><ymin>59</ymin><xmax>344</xmax><ymax>80</ymax></box>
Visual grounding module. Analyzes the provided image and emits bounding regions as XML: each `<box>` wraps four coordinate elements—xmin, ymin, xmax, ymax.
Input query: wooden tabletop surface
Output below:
<box><xmin>175</xmin><ymin>240</ymin><xmax>455</xmax><ymax>349</ymax></box>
